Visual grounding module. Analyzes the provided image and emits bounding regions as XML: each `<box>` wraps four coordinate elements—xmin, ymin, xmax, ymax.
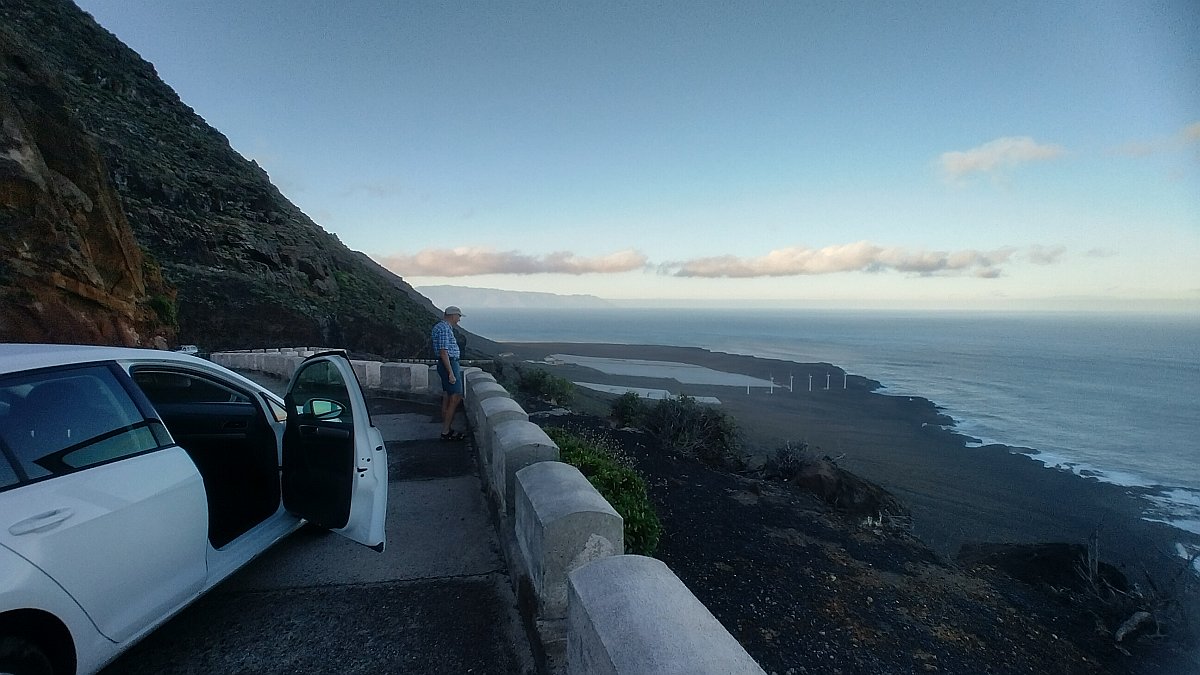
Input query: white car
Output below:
<box><xmin>0</xmin><ymin>344</ymin><xmax>388</xmax><ymax>675</ymax></box>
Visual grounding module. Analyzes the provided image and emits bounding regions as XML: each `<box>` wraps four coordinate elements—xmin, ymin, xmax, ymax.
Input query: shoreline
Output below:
<box><xmin>502</xmin><ymin>340</ymin><xmax>1198</xmax><ymax>582</ymax></box>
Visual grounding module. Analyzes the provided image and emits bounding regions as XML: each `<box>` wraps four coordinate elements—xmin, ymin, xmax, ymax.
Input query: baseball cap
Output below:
<box><xmin>444</xmin><ymin>306</ymin><xmax>463</xmax><ymax>317</ymax></box>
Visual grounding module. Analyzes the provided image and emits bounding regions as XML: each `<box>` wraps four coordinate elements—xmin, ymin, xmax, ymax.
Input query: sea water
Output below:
<box><xmin>464</xmin><ymin>308</ymin><xmax>1200</xmax><ymax>540</ymax></box>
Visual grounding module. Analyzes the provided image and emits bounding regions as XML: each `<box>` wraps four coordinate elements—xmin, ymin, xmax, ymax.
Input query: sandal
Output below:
<box><xmin>440</xmin><ymin>430</ymin><xmax>465</xmax><ymax>442</ymax></box>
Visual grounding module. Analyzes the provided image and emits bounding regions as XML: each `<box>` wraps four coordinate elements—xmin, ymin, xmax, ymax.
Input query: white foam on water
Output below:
<box><xmin>1142</xmin><ymin>489</ymin><xmax>1200</xmax><ymax>537</ymax></box>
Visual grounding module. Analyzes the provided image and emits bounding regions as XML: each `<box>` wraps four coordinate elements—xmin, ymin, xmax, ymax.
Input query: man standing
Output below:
<box><xmin>432</xmin><ymin>306</ymin><xmax>465</xmax><ymax>441</ymax></box>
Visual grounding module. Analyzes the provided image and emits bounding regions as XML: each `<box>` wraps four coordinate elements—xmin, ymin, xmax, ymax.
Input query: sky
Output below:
<box><xmin>74</xmin><ymin>0</ymin><xmax>1200</xmax><ymax>311</ymax></box>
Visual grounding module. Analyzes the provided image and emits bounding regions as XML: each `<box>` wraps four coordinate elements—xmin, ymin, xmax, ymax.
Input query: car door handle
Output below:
<box><xmin>9</xmin><ymin>508</ymin><xmax>74</xmax><ymax>535</ymax></box>
<box><xmin>223</xmin><ymin>420</ymin><xmax>247</xmax><ymax>430</ymax></box>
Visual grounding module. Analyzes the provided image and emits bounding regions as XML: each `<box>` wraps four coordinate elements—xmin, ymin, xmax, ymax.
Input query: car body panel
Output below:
<box><xmin>0</xmin><ymin>544</ymin><xmax>114</xmax><ymax>675</ymax></box>
<box><xmin>0</xmin><ymin>448</ymin><xmax>208</xmax><ymax>643</ymax></box>
<box><xmin>0</xmin><ymin>344</ymin><xmax>389</xmax><ymax>674</ymax></box>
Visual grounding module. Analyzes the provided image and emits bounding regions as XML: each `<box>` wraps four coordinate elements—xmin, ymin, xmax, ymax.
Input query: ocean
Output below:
<box><xmin>463</xmin><ymin>308</ymin><xmax>1200</xmax><ymax>541</ymax></box>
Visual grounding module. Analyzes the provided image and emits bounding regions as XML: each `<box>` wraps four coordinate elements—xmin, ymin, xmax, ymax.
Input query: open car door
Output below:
<box><xmin>281</xmin><ymin>353</ymin><xmax>387</xmax><ymax>551</ymax></box>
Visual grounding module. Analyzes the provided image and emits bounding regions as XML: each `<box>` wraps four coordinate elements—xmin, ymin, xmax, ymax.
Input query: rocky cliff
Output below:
<box><xmin>0</xmin><ymin>0</ymin><xmax>485</xmax><ymax>357</ymax></box>
<box><xmin>0</xmin><ymin>18</ymin><xmax>172</xmax><ymax>345</ymax></box>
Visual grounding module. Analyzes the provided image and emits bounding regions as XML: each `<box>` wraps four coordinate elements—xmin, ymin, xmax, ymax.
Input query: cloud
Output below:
<box><xmin>662</xmin><ymin>242</ymin><xmax>1064</xmax><ymax>278</ymax></box>
<box><xmin>1115</xmin><ymin>121</ymin><xmax>1200</xmax><ymax>157</ymax></box>
<box><xmin>1085</xmin><ymin>247</ymin><xmax>1116</xmax><ymax>258</ymax></box>
<box><xmin>939</xmin><ymin>136</ymin><xmax>1066</xmax><ymax>179</ymax></box>
<box><xmin>379</xmin><ymin>243</ymin><xmax>1065</xmax><ymax>280</ymax></box>
<box><xmin>374</xmin><ymin>247</ymin><xmax>649</xmax><ymax>276</ymax></box>
<box><xmin>1024</xmin><ymin>245</ymin><xmax>1065</xmax><ymax>265</ymax></box>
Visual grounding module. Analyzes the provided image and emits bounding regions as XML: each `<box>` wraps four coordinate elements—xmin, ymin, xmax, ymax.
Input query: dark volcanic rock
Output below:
<box><xmin>0</xmin><ymin>20</ymin><xmax>172</xmax><ymax>345</ymax></box>
<box><xmin>958</xmin><ymin>542</ymin><xmax>1129</xmax><ymax>595</ymax></box>
<box><xmin>0</xmin><ymin>0</ymin><xmax>491</xmax><ymax>356</ymax></box>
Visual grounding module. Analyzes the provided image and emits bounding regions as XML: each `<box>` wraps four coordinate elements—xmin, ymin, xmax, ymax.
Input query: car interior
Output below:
<box><xmin>131</xmin><ymin>368</ymin><xmax>282</xmax><ymax>548</ymax></box>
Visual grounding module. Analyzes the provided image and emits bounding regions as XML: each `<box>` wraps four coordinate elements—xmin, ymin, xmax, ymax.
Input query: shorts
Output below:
<box><xmin>437</xmin><ymin>358</ymin><xmax>463</xmax><ymax>395</ymax></box>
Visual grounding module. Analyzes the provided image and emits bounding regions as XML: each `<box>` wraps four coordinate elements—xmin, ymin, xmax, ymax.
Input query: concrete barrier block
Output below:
<box><xmin>465</xmin><ymin>369</ymin><xmax>496</xmax><ymax>387</ymax></box>
<box><xmin>568</xmin><ymin>556</ymin><xmax>765</xmax><ymax>675</ymax></box>
<box><xmin>283</xmin><ymin>356</ymin><xmax>304</xmax><ymax>380</ymax></box>
<box><xmin>516</xmin><ymin>462</ymin><xmax>622</xmax><ymax>619</ymax></box>
<box><xmin>466</xmin><ymin>382</ymin><xmax>511</xmax><ymax>429</ymax></box>
<box><xmin>474</xmin><ymin>396</ymin><xmax>529</xmax><ymax>472</ymax></box>
<box><xmin>491</xmin><ymin>420</ymin><xmax>559</xmax><ymax>512</ymax></box>
<box><xmin>466</xmin><ymin>381</ymin><xmax>509</xmax><ymax>424</ymax></box>
<box><xmin>263</xmin><ymin>354</ymin><xmax>286</xmax><ymax>376</ymax></box>
<box><xmin>350</xmin><ymin>360</ymin><xmax>382</xmax><ymax>388</ymax></box>
<box><xmin>379</xmin><ymin>363</ymin><xmax>429</xmax><ymax>392</ymax></box>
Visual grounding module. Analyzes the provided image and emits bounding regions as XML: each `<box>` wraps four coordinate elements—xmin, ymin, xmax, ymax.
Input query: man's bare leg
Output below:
<box><xmin>442</xmin><ymin>393</ymin><xmax>463</xmax><ymax>435</ymax></box>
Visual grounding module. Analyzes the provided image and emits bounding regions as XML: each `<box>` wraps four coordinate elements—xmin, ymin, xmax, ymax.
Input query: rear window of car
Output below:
<box><xmin>0</xmin><ymin>364</ymin><xmax>170</xmax><ymax>486</ymax></box>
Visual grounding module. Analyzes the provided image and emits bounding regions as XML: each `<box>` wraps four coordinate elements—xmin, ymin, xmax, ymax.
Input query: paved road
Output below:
<box><xmin>102</xmin><ymin>390</ymin><xmax>535</xmax><ymax>674</ymax></box>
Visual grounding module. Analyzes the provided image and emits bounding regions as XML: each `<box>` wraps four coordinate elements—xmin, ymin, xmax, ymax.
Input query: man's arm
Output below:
<box><xmin>439</xmin><ymin>348</ymin><xmax>456</xmax><ymax>384</ymax></box>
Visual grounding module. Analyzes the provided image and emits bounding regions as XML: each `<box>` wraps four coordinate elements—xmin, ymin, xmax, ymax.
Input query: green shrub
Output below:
<box><xmin>546</xmin><ymin>427</ymin><xmax>661</xmax><ymax>556</ymax></box>
<box><xmin>644</xmin><ymin>395</ymin><xmax>740</xmax><ymax>466</ymax></box>
<box><xmin>517</xmin><ymin>367</ymin><xmax>575</xmax><ymax>406</ymax></box>
<box><xmin>611</xmin><ymin>391</ymin><xmax>648</xmax><ymax>427</ymax></box>
<box><xmin>148</xmin><ymin>294</ymin><xmax>177</xmax><ymax>326</ymax></box>
<box><xmin>765</xmin><ymin>440</ymin><xmax>812</xmax><ymax>480</ymax></box>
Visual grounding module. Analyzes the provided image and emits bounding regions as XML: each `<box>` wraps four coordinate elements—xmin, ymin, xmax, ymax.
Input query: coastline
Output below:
<box><xmin>502</xmin><ymin>341</ymin><xmax>1197</xmax><ymax>582</ymax></box>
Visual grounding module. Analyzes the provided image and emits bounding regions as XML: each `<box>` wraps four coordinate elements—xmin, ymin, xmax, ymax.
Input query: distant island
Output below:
<box><xmin>417</xmin><ymin>285</ymin><xmax>615</xmax><ymax>310</ymax></box>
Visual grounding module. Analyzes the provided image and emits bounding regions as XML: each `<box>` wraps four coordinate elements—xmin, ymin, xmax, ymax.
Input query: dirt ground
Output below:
<box><xmin>533</xmin><ymin>413</ymin><xmax>1198</xmax><ymax>675</ymax></box>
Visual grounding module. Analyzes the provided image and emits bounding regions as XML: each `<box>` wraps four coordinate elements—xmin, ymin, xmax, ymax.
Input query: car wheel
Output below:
<box><xmin>0</xmin><ymin>636</ymin><xmax>53</xmax><ymax>675</ymax></box>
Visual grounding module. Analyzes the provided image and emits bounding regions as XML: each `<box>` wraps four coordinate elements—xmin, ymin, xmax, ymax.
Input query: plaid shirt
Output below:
<box><xmin>431</xmin><ymin>320</ymin><xmax>459</xmax><ymax>359</ymax></box>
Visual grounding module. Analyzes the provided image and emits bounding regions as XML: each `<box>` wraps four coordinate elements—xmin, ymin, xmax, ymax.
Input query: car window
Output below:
<box><xmin>290</xmin><ymin>359</ymin><xmax>354</xmax><ymax>423</ymax></box>
<box><xmin>132</xmin><ymin>369</ymin><xmax>251</xmax><ymax>405</ymax></box>
<box><xmin>0</xmin><ymin>365</ymin><xmax>166</xmax><ymax>484</ymax></box>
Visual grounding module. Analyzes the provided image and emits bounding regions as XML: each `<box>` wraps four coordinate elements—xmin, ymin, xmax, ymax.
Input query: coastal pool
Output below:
<box><xmin>547</xmin><ymin>354</ymin><xmax>776</xmax><ymax>388</ymax></box>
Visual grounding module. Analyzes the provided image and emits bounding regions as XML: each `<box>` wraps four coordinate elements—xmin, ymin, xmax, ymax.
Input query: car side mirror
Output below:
<box><xmin>301</xmin><ymin>398</ymin><xmax>345</xmax><ymax>420</ymax></box>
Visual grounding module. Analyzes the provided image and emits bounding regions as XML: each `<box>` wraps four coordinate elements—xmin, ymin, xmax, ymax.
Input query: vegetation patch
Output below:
<box><xmin>545</xmin><ymin>426</ymin><xmax>661</xmax><ymax>557</ymax></box>
<box><xmin>148</xmin><ymin>294</ymin><xmax>177</xmax><ymax>326</ymax></box>
<box><xmin>612</xmin><ymin>392</ymin><xmax>741</xmax><ymax>467</ymax></box>
<box><xmin>515</xmin><ymin>366</ymin><xmax>575</xmax><ymax>407</ymax></box>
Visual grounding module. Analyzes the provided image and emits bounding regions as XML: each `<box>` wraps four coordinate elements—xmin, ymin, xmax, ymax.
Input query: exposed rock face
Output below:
<box><xmin>0</xmin><ymin>0</ymin><xmax>488</xmax><ymax>357</ymax></box>
<box><xmin>0</xmin><ymin>20</ymin><xmax>171</xmax><ymax>345</ymax></box>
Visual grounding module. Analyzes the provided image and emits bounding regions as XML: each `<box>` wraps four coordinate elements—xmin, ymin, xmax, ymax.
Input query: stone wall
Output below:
<box><xmin>210</xmin><ymin>348</ymin><xmax>764</xmax><ymax>674</ymax></box>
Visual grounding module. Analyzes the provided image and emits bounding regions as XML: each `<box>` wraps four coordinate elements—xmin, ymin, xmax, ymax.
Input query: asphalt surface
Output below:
<box><xmin>101</xmin><ymin>385</ymin><xmax>535</xmax><ymax>674</ymax></box>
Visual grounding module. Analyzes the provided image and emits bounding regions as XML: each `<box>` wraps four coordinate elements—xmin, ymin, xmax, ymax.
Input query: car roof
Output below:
<box><xmin>0</xmin><ymin>343</ymin><xmax>205</xmax><ymax>375</ymax></box>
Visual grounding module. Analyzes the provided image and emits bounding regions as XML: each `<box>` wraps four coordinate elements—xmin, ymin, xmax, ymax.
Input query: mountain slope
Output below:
<box><xmin>0</xmin><ymin>18</ymin><xmax>172</xmax><ymax>345</ymax></box>
<box><xmin>0</xmin><ymin>0</ymin><xmax>479</xmax><ymax>357</ymax></box>
<box><xmin>418</xmin><ymin>285</ymin><xmax>614</xmax><ymax>310</ymax></box>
